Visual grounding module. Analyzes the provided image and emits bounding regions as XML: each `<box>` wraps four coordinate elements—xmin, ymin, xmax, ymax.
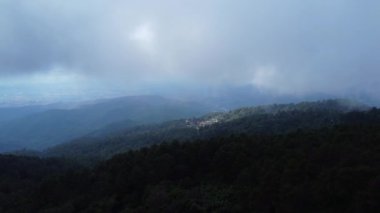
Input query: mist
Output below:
<box><xmin>0</xmin><ymin>0</ymin><xmax>379</xmax><ymax>105</ymax></box>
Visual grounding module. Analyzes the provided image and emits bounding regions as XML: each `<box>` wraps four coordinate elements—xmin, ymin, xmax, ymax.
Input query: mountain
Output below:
<box><xmin>0</xmin><ymin>95</ymin><xmax>216</xmax><ymax>152</ymax></box>
<box><xmin>0</xmin><ymin>103</ymin><xmax>81</xmax><ymax>151</ymax></box>
<box><xmin>165</xmin><ymin>84</ymin><xmax>380</xmax><ymax>110</ymax></box>
<box><xmin>1</xmin><ymin>106</ymin><xmax>379</xmax><ymax>212</ymax></box>
<box><xmin>0</xmin><ymin>105</ymin><xmax>54</xmax><ymax>126</ymax></box>
<box><xmin>46</xmin><ymin>99</ymin><xmax>368</xmax><ymax>162</ymax></box>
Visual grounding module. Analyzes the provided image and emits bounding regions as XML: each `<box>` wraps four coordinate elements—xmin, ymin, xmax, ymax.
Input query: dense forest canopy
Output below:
<box><xmin>0</xmin><ymin>101</ymin><xmax>379</xmax><ymax>212</ymax></box>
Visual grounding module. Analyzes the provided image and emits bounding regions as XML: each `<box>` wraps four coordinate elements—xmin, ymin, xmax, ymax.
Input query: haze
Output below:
<box><xmin>0</xmin><ymin>0</ymin><xmax>379</xmax><ymax>105</ymax></box>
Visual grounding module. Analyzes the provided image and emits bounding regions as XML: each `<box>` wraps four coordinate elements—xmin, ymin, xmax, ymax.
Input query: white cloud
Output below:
<box><xmin>129</xmin><ymin>22</ymin><xmax>156</xmax><ymax>53</ymax></box>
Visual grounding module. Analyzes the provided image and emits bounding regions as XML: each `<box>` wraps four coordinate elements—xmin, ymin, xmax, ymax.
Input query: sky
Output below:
<box><xmin>0</xmin><ymin>0</ymin><xmax>379</xmax><ymax>104</ymax></box>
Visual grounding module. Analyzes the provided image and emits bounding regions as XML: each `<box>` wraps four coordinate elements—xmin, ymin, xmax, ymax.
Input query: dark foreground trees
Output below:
<box><xmin>1</xmin><ymin>109</ymin><xmax>380</xmax><ymax>212</ymax></box>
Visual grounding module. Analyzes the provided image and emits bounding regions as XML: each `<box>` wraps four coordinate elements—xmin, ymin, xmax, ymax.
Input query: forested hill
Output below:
<box><xmin>45</xmin><ymin>99</ymin><xmax>369</xmax><ymax>162</ymax></box>
<box><xmin>1</xmin><ymin>107</ymin><xmax>379</xmax><ymax>212</ymax></box>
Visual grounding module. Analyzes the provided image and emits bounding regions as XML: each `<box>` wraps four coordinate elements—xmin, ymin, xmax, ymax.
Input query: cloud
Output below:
<box><xmin>0</xmin><ymin>0</ymin><xmax>379</xmax><ymax>99</ymax></box>
<box><xmin>129</xmin><ymin>23</ymin><xmax>155</xmax><ymax>52</ymax></box>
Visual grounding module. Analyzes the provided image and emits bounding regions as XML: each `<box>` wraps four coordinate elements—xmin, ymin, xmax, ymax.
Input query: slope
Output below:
<box><xmin>46</xmin><ymin>99</ymin><xmax>368</xmax><ymax>161</ymax></box>
<box><xmin>1</xmin><ymin>107</ymin><xmax>380</xmax><ymax>212</ymax></box>
<box><xmin>0</xmin><ymin>95</ymin><xmax>215</xmax><ymax>152</ymax></box>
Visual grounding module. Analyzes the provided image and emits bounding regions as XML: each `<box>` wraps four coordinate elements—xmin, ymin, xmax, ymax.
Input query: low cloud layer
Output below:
<box><xmin>0</xmin><ymin>0</ymin><xmax>379</xmax><ymax>101</ymax></box>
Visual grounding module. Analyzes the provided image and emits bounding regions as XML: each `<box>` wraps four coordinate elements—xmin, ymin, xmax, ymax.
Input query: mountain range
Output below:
<box><xmin>0</xmin><ymin>99</ymin><xmax>378</xmax><ymax>212</ymax></box>
<box><xmin>0</xmin><ymin>95</ymin><xmax>215</xmax><ymax>152</ymax></box>
<box><xmin>44</xmin><ymin>99</ymin><xmax>369</xmax><ymax>163</ymax></box>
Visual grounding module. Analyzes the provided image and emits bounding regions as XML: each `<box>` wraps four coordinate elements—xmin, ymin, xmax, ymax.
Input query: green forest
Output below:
<box><xmin>0</xmin><ymin>102</ymin><xmax>379</xmax><ymax>212</ymax></box>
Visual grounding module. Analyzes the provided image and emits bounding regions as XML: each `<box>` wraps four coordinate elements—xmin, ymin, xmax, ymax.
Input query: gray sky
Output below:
<box><xmin>0</xmin><ymin>0</ymin><xmax>379</xmax><ymax>104</ymax></box>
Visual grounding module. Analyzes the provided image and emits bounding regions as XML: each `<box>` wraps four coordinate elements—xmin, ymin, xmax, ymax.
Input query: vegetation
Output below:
<box><xmin>0</xmin><ymin>103</ymin><xmax>379</xmax><ymax>212</ymax></box>
<box><xmin>45</xmin><ymin>99</ymin><xmax>368</xmax><ymax>162</ymax></box>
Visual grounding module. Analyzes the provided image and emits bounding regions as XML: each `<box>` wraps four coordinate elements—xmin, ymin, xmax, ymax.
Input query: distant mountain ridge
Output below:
<box><xmin>189</xmin><ymin>99</ymin><xmax>368</xmax><ymax>126</ymax></box>
<box><xmin>0</xmin><ymin>95</ymin><xmax>215</xmax><ymax>152</ymax></box>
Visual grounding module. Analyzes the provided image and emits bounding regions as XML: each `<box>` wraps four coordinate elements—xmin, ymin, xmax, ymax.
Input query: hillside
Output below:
<box><xmin>1</xmin><ymin>107</ymin><xmax>379</xmax><ymax>212</ymax></box>
<box><xmin>0</xmin><ymin>96</ymin><xmax>215</xmax><ymax>152</ymax></box>
<box><xmin>46</xmin><ymin>99</ymin><xmax>368</xmax><ymax>162</ymax></box>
